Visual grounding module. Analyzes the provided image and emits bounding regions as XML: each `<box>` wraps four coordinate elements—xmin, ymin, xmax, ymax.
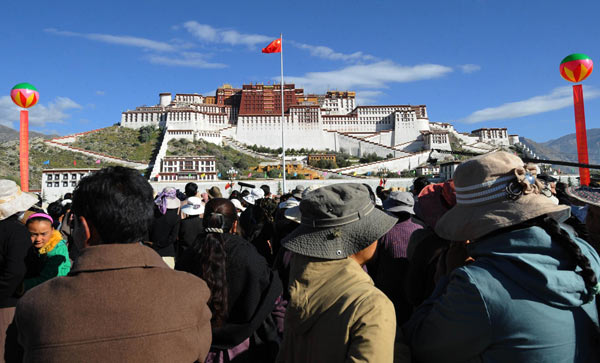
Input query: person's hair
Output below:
<box><xmin>192</xmin><ymin>198</ymin><xmax>237</xmax><ymax>327</ymax></box>
<box><xmin>375</xmin><ymin>185</ymin><xmax>384</xmax><ymax>201</ymax></box>
<box><xmin>63</xmin><ymin>192</ymin><xmax>72</xmax><ymax>200</ymax></box>
<box><xmin>538</xmin><ymin>216</ymin><xmax>598</xmax><ymax>301</ymax></box>
<box><xmin>184</xmin><ymin>182</ymin><xmax>198</xmax><ymax>198</ymax></box>
<box><xmin>240</xmin><ymin>198</ymin><xmax>277</xmax><ymax>262</ymax></box>
<box><xmin>229</xmin><ymin>190</ymin><xmax>240</xmax><ymax>200</ymax></box>
<box><xmin>260</xmin><ymin>185</ymin><xmax>271</xmax><ymax>196</ymax></box>
<box><xmin>479</xmin><ymin>214</ymin><xmax>600</xmax><ymax>304</ymax></box>
<box><xmin>47</xmin><ymin>201</ymin><xmax>65</xmax><ymax>229</ymax></box>
<box><xmin>71</xmin><ymin>166</ymin><xmax>154</xmax><ymax>244</ymax></box>
<box><xmin>413</xmin><ymin>176</ymin><xmax>430</xmax><ymax>196</ymax></box>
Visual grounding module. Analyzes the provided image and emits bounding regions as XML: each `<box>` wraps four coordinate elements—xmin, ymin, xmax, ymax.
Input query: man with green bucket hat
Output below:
<box><xmin>277</xmin><ymin>183</ymin><xmax>398</xmax><ymax>362</ymax></box>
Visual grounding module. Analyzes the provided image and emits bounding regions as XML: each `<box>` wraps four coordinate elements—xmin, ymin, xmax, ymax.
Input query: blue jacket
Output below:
<box><xmin>403</xmin><ymin>226</ymin><xmax>600</xmax><ymax>363</ymax></box>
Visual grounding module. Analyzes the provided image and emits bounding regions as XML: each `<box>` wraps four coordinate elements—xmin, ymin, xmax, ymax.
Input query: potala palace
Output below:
<box><xmin>119</xmin><ymin>83</ymin><xmax>520</xmax><ymax>181</ymax></box>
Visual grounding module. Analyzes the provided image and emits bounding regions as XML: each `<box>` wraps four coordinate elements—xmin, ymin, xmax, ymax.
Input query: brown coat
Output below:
<box><xmin>15</xmin><ymin>243</ymin><xmax>212</xmax><ymax>363</ymax></box>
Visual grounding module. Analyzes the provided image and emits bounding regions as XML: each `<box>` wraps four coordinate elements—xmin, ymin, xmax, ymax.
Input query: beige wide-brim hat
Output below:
<box><xmin>0</xmin><ymin>180</ymin><xmax>38</xmax><ymax>221</ymax></box>
<box><xmin>435</xmin><ymin>151</ymin><xmax>570</xmax><ymax>241</ymax></box>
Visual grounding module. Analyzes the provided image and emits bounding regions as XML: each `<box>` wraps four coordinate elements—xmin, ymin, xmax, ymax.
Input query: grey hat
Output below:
<box><xmin>281</xmin><ymin>183</ymin><xmax>397</xmax><ymax>259</ymax></box>
<box><xmin>291</xmin><ymin>185</ymin><xmax>305</xmax><ymax>199</ymax></box>
<box><xmin>383</xmin><ymin>191</ymin><xmax>415</xmax><ymax>214</ymax></box>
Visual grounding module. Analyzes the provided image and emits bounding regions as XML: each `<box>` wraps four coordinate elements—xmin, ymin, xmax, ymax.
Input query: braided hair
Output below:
<box><xmin>191</xmin><ymin>198</ymin><xmax>237</xmax><ymax>327</ymax></box>
<box><xmin>538</xmin><ymin>216</ymin><xmax>599</xmax><ymax>302</ymax></box>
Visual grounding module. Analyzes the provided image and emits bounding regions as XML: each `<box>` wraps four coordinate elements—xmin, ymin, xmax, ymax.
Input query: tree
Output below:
<box><xmin>267</xmin><ymin>169</ymin><xmax>281</xmax><ymax>178</ymax></box>
<box><xmin>138</xmin><ymin>126</ymin><xmax>154</xmax><ymax>143</ymax></box>
<box><xmin>234</xmin><ymin>158</ymin><xmax>249</xmax><ymax>170</ymax></box>
<box><xmin>311</xmin><ymin>159</ymin><xmax>338</xmax><ymax>169</ymax></box>
<box><xmin>359</xmin><ymin>153</ymin><xmax>384</xmax><ymax>164</ymax></box>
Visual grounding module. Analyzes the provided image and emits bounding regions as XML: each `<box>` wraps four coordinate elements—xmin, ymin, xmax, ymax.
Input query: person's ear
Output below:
<box><xmin>80</xmin><ymin>216</ymin><xmax>92</xmax><ymax>244</ymax></box>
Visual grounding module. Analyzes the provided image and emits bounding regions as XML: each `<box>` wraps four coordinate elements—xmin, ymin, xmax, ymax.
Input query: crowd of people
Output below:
<box><xmin>0</xmin><ymin>150</ymin><xmax>599</xmax><ymax>362</ymax></box>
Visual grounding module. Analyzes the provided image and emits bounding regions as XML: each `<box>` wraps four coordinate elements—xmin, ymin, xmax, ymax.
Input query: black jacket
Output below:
<box><xmin>149</xmin><ymin>208</ymin><xmax>180</xmax><ymax>257</ymax></box>
<box><xmin>0</xmin><ymin>216</ymin><xmax>31</xmax><ymax>307</ymax></box>
<box><xmin>177</xmin><ymin>216</ymin><xmax>203</xmax><ymax>260</ymax></box>
<box><xmin>176</xmin><ymin>233</ymin><xmax>283</xmax><ymax>359</ymax></box>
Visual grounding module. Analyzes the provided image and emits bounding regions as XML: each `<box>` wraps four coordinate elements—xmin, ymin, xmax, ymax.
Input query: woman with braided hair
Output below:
<box><xmin>403</xmin><ymin>151</ymin><xmax>600</xmax><ymax>362</ymax></box>
<box><xmin>176</xmin><ymin>198</ymin><xmax>283</xmax><ymax>363</ymax></box>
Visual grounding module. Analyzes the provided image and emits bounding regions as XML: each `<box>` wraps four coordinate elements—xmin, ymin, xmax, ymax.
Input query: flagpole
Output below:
<box><xmin>280</xmin><ymin>32</ymin><xmax>287</xmax><ymax>194</ymax></box>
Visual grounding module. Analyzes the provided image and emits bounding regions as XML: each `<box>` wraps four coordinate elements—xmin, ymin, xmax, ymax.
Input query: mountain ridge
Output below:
<box><xmin>520</xmin><ymin>128</ymin><xmax>600</xmax><ymax>165</ymax></box>
<box><xmin>0</xmin><ymin>125</ymin><xmax>59</xmax><ymax>143</ymax></box>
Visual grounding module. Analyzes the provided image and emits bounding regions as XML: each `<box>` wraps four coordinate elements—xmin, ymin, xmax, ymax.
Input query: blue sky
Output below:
<box><xmin>1</xmin><ymin>0</ymin><xmax>599</xmax><ymax>143</ymax></box>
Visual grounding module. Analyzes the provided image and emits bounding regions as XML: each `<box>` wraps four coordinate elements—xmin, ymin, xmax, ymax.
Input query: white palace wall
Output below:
<box><xmin>362</xmin><ymin>131</ymin><xmax>394</xmax><ymax>146</ymax></box>
<box><xmin>236</xmin><ymin>118</ymin><xmax>330</xmax><ymax>150</ymax></box>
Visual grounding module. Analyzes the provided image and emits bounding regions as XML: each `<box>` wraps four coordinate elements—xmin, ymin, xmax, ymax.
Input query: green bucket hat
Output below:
<box><xmin>281</xmin><ymin>183</ymin><xmax>397</xmax><ymax>259</ymax></box>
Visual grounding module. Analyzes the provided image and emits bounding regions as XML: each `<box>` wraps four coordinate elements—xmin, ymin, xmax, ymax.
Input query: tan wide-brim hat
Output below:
<box><xmin>435</xmin><ymin>151</ymin><xmax>570</xmax><ymax>241</ymax></box>
<box><xmin>0</xmin><ymin>180</ymin><xmax>38</xmax><ymax>221</ymax></box>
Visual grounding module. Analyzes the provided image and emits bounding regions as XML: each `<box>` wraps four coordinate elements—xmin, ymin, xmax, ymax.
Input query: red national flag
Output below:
<box><xmin>262</xmin><ymin>38</ymin><xmax>281</xmax><ymax>53</ymax></box>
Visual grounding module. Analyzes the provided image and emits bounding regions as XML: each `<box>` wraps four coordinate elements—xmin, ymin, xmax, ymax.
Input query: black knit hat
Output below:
<box><xmin>281</xmin><ymin>183</ymin><xmax>397</xmax><ymax>259</ymax></box>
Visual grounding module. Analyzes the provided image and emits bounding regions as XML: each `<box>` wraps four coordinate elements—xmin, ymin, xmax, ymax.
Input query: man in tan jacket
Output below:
<box><xmin>13</xmin><ymin>166</ymin><xmax>212</xmax><ymax>362</ymax></box>
<box><xmin>277</xmin><ymin>183</ymin><xmax>397</xmax><ymax>362</ymax></box>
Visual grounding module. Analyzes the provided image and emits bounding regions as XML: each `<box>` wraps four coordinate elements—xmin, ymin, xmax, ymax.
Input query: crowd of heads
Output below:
<box><xmin>1</xmin><ymin>151</ymin><xmax>600</xmax><ymax>361</ymax></box>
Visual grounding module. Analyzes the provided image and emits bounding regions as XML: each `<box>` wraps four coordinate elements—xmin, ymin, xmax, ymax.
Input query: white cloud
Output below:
<box><xmin>44</xmin><ymin>28</ymin><xmax>177</xmax><ymax>52</ymax></box>
<box><xmin>285</xmin><ymin>61</ymin><xmax>453</xmax><ymax>93</ymax></box>
<box><xmin>182</xmin><ymin>22</ymin><xmax>377</xmax><ymax>63</ymax></box>
<box><xmin>460</xmin><ymin>86</ymin><xmax>600</xmax><ymax>124</ymax></box>
<box><xmin>147</xmin><ymin>52</ymin><xmax>227</xmax><ymax>69</ymax></box>
<box><xmin>355</xmin><ymin>90</ymin><xmax>384</xmax><ymax>106</ymax></box>
<box><xmin>291</xmin><ymin>41</ymin><xmax>376</xmax><ymax>62</ymax></box>
<box><xmin>459</xmin><ymin>64</ymin><xmax>481</xmax><ymax>73</ymax></box>
<box><xmin>0</xmin><ymin>96</ymin><xmax>82</xmax><ymax>128</ymax></box>
<box><xmin>95</xmin><ymin>90</ymin><xmax>105</xmax><ymax>96</ymax></box>
<box><xmin>183</xmin><ymin>21</ymin><xmax>271</xmax><ymax>48</ymax></box>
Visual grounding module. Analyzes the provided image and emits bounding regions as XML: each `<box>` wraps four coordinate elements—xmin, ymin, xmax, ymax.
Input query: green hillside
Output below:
<box><xmin>167</xmin><ymin>138</ymin><xmax>262</xmax><ymax>178</ymax></box>
<box><xmin>71</xmin><ymin>125</ymin><xmax>161</xmax><ymax>162</ymax></box>
<box><xmin>0</xmin><ymin>139</ymin><xmax>119</xmax><ymax>190</ymax></box>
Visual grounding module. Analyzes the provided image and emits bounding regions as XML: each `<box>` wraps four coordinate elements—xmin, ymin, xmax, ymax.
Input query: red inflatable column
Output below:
<box><xmin>19</xmin><ymin>110</ymin><xmax>29</xmax><ymax>192</ymax></box>
<box><xmin>572</xmin><ymin>85</ymin><xmax>590</xmax><ymax>186</ymax></box>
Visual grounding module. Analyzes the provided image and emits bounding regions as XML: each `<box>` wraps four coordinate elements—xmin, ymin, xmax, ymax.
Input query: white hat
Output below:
<box><xmin>243</xmin><ymin>188</ymin><xmax>265</xmax><ymax>205</ymax></box>
<box><xmin>180</xmin><ymin>197</ymin><xmax>204</xmax><ymax>216</ymax></box>
<box><xmin>278</xmin><ymin>198</ymin><xmax>300</xmax><ymax>210</ymax></box>
<box><xmin>231</xmin><ymin>198</ymin><xmax>246</xmax><ymax>212</ymax></box>
<box><xmin>0</xmin><ymin>180</ymin><xmax>38</xmax><ymax>221</ymax></box>
<box><xmin>284</xmin><ymin>185</ymin><xmax>323</xmax><ymax>223</ymax></box>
